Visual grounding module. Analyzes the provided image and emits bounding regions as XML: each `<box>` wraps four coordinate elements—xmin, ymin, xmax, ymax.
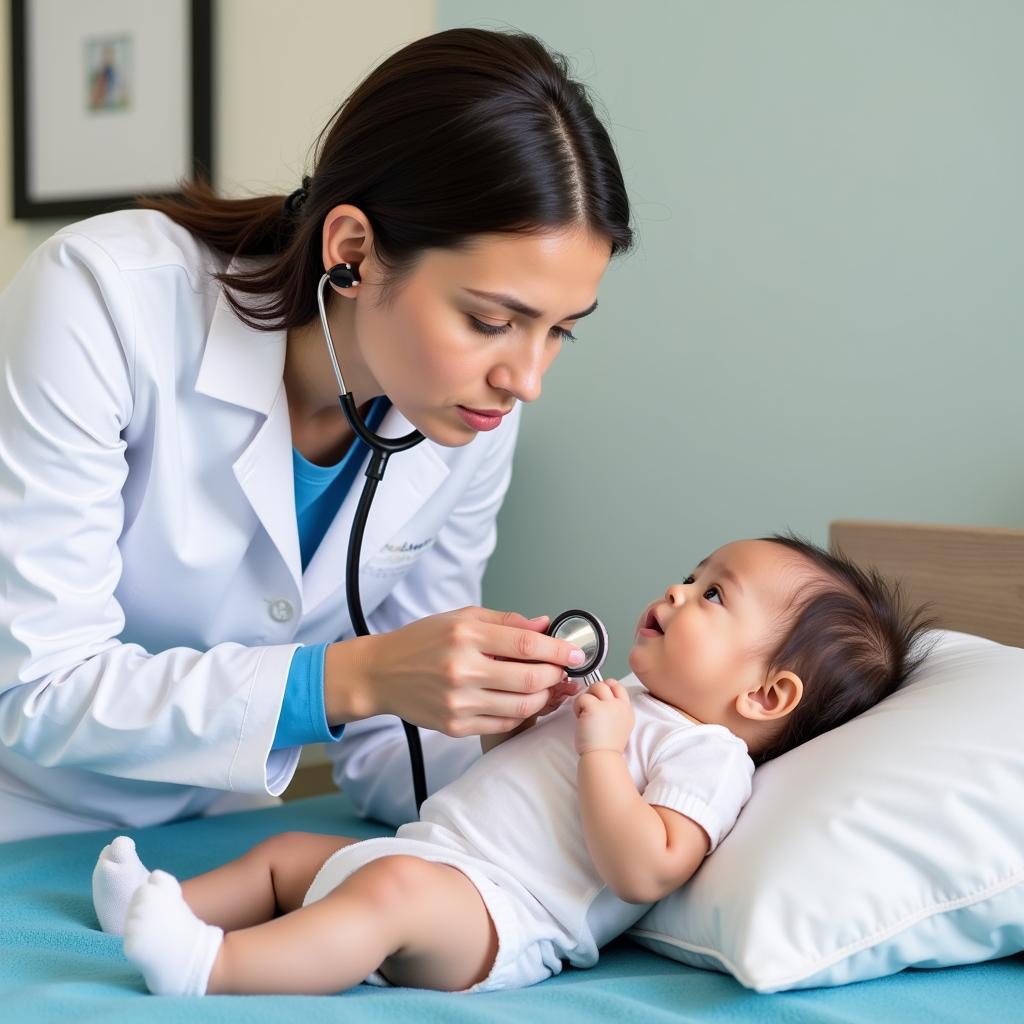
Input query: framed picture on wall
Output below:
<box><xmin>10</xmin><ymin>0</ymin><xmax>213</xmax><ymax>220</ymax></box>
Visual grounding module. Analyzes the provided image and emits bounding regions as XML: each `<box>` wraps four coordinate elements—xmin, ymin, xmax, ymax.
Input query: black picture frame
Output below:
<box><xmin>10</xmin><ymin>0</ymin><xmax>213</xmax><ymax>221</ymax></box>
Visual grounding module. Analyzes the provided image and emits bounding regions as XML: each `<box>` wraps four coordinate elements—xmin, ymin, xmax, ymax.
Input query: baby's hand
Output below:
<box><xmin>573</xmin><ymin>679</ymin><xmax>635</xmax><ymax>755</ymax></box>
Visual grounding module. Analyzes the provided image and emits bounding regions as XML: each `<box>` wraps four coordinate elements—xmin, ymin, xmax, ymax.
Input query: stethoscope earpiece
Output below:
<box><xmin>328</xmin><ymin>262</ymin><xmax>361</xmax><ymax>289</ymax></box>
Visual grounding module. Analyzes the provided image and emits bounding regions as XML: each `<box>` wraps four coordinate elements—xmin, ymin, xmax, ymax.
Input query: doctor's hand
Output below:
<box><xmin>324</xmin><ymin>607</ymin><xmax>589</xmax><ymax>737</ymax></box>
<box><xmin>479</xmin><ymin>675</ymin><xmax>582</xmax><ymax>754</ymax></box>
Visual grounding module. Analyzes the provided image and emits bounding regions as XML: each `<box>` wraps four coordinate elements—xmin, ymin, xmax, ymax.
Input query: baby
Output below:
<box><xmin>92</xmin><ymin>534</ymin><xmax>929</xmax><ymax>996</ymax></box>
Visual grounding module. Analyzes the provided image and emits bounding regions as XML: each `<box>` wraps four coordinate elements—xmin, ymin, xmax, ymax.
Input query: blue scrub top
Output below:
<box><xmin>272</xmin><ymin>398</ymin><xmax>390</xmax><ymax>750</ymax></box>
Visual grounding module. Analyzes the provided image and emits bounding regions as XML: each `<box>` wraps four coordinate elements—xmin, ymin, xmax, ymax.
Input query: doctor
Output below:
<box><xmin>0</xmin><ymin>29</ymin><xmax>632</xmax><ymax>841</ymax></box>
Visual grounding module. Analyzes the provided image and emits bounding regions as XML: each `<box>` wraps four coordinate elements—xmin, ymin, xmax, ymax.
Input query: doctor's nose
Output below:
<box><xmin>489</xmin><ymin>340</ymin><xmax>551</xmax><ymax>404</ymax></box>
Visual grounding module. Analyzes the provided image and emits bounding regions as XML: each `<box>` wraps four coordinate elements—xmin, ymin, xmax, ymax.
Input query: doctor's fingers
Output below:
<box><xmin>473</xmin><ymin>656</ymin><xmax>568</xmax><ymax>697</ymax></box>
<box><xmin>464</xmin><ymin>686</ymin><xmax>567</xmax><ymax>734</ymax></box>
<box><xmin>468</xmin><ymin>622</ymin><xmax>586</xmax><ymax>670</ymax></box>
<box><xmin>463</xmin><ymin>606</ymin><xmax>551</xmax><ymax>633</ymax></box>
<box><xmin>430</xmin><ymin>688</ymin><xmax>554</xmax><ymax>737</ymax></box>
<box><xmin>455</xmin><ymin>606</ymin><xmax>585</xmax><ymax>667</ymax></box>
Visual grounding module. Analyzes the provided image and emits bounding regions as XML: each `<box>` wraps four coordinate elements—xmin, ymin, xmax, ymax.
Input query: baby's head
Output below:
<box><xmin>628</xmin><ymin>535</ymin><xmax>932</xmax><ymax>763</ymax></box>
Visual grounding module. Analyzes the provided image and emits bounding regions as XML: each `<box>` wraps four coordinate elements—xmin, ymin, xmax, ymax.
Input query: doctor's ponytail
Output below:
<box><xmin>138</xmin><ymin>28</ymin><xmax>633</xmax><ymax>332</ymax></box>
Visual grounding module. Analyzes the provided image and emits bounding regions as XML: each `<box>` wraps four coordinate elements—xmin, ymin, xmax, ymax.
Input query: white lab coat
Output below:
<box><xmin>0</xmin><ymin>210</ymin><xmax>512</xmax><ymax>842</ymax></box>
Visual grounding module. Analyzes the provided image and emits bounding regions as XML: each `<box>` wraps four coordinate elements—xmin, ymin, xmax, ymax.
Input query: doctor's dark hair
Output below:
<box><xmin>750</xmin><ymin>534</ymin><xmax>934</xmax><ymax>765</ymax></box>
<box><xmin>139</xmin><ymin>28</ymin><xmax>633</xmax><ymax>331</ymax></box>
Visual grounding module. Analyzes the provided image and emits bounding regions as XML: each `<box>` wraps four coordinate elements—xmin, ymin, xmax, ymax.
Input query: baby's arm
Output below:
<box><xmin>574</xmin><ymin>682</ymin><xmax>709</xmax><ymax>904</ymax></box>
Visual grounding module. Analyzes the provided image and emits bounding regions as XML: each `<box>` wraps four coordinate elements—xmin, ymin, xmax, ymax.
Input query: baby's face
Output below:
<box><xmin>628</xmin><ymin>540</ymin><xmax>808</xmax><ymax>724</ymax></box>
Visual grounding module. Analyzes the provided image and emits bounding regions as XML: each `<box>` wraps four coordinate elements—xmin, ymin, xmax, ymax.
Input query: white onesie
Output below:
<box><xmin>304</xmin><ymin>675</ymin><xmax>754</xmax><ymax>992</ymax></box>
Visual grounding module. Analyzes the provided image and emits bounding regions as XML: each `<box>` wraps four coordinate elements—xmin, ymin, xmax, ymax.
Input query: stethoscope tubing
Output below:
<box><xmin>319</xmin><ymin>273</ymin><xmax>608</xmax><ymax>815</ymax></box>
<box><xmin>319</xmin><ymin>273</ymin><xmax>429</xmax><ymax>812</ymax></box>
<box><xmin>344</xmin><ymin>456</ymin><xmax>429</xmax><ymax>814</ymax></box>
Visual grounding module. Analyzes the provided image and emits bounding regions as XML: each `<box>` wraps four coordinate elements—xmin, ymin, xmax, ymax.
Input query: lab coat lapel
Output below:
<box><xmin>196</xmin><ymin>287</ymin><xmax>302</xmax><ymax>596</ymax></box>
<box><xmin>194</xmin><ymin>285</ymin><xmax>284</xmax><ymax>416</ymax></box>
<box><xmin>231</xmin><ymin>391</ymin><xmax>302</xmax><ymax>595</ymax></box>
<box><xmin>302</xmin><ymin>404</ymin><xmax>450</xmax><ymax>613</ymax></box>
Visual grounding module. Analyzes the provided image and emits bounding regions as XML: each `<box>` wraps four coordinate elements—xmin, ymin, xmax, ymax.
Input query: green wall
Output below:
<box><xmin>439</xmin><ymin>1</ymin><xmax>1024</xmax><ymax>675</ymax></box>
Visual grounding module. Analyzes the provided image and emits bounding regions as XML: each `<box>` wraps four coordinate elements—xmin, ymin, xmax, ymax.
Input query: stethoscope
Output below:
<box><xmin>318</xmin><ymin>267</ymin><xmax>609</xmax><ymax>813</ymax></box>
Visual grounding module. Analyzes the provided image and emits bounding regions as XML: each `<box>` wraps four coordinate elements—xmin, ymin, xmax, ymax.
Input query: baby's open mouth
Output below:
<box><xmin>641</xmin><ymin>609</ymin><xmax>664</xmax><ymax>635</ymax></box>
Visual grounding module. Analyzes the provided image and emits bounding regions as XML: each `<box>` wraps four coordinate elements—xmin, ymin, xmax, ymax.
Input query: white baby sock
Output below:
<box><xmin>92</xmin><ymin>835</ymin><xmax>151</xmax><ymax>936</ymax></box>
<box><xmin>122</xmin><ymin>870</ymin><xmax>224</xmax><ymax>997</ymax></box>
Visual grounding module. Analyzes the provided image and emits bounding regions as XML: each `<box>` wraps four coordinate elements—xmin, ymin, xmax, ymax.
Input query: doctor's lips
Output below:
<box><xmin>637</xmin><ymin>606</ymin><xmax>665</xmax><ymax>638</ymax></box>
<box><xmin>456</xmin><ymin>405</ymin><xmax>512</xmax><ymax>432</ymax></box>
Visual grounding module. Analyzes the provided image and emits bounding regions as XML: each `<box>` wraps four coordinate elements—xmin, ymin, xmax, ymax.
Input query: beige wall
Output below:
<box><xmin>1</xmin><ymin>0</ymin><xmax>436</xmax><ymax>286</ymax></box>
<box><xmin>1</xmin><ymin>0</ymin><xmax>436</xmax><ymax>786</ymax></box>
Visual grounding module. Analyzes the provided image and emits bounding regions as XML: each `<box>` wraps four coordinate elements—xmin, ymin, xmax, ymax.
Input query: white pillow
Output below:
<box><xmin>629</xmin><ymin>630</ymin><xmax>1024</xmax><ymax>991</ymax></box>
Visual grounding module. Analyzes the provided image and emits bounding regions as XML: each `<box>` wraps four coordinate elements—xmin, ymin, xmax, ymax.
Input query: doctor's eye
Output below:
<box><xmin>468</xmin><ymin>315</ymin><xmax>578</xmax><ymax>343</ymax></box>
<box><xmin>468</xmin><ymin>315</ymin><xmax>512</xmax><ymax>336</ymax></box>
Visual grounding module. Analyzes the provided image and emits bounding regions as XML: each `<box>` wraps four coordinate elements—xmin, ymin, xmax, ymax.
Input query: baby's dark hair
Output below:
<box><xmin>753</xmin><ymin>533</ymin><xmax>934</xmax><ymax>765</ymax></box>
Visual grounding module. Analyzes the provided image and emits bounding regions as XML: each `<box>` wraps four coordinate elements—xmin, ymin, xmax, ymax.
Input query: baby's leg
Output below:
<box><xmin>205</xmin><ymin>854</ymin><xmax>499</xmax><ymax>995</ymax></box>
<box><xmin>123</xmin><ymin>854</ymin><xmax>497</xmax><ymax>996</ymax></box>
<box><xmin>95</xmin><ymin>830</ymin><xmax>357</xmax><ymax>937</ymax></box>
<box><xmin>180</xmin><ymin>831</ymin><xmax>359</xmax><ymax>932</ymax></box>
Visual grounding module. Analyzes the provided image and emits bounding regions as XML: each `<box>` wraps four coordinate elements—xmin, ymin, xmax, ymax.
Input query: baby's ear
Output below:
<box><xmin>734</xmin><ymin>670</ymin><xmax>803</xmax><ymax>723</ymax></box>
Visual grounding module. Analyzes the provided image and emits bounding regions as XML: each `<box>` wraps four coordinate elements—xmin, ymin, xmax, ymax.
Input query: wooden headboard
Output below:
<box><xmin>829</xmin><ymin>520</ymin><xmax>1024</xmax><ymax>649</ymax></box>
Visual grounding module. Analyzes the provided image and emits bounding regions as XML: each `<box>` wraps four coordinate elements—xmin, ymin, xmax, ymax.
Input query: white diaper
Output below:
<box><xmin>303</xmin><ymin>834</ymin><xmax>570</xmax><ymax>992</ymax></box>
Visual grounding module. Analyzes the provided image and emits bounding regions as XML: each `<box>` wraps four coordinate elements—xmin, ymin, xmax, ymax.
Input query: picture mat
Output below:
<box><xmin>27</xmin><ymin>0</ymin><xmax>190</xmax><ymax>200</ymax></box>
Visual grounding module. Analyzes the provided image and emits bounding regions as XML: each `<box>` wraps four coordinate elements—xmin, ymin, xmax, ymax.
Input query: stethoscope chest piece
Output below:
<box><xmin>547</xmin><ymin>609</ymin><xmax>608</xmax><ymax>686</ymax></box>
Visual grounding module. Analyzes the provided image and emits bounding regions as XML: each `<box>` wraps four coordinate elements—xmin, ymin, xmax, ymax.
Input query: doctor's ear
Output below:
<box><xmin>734</xmin><ymin>669</ymin><xmax>803</xmax><ymax>724</ymax></box>
<box><xmin>322</xmin><ymin>205</ymin><xmax>374</xmax><ymax>297</ymax></box>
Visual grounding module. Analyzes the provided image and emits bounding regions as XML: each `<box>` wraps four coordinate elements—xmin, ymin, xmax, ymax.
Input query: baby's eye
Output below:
<box><xmin>703</xmin><ymin>586</ymin><xmax>723</xmax><ymax>605</ymax></box>
<box><xmin>682</xmin><ymin>575</ymin><xmax>695</xmax><ymax>585</ymax></box>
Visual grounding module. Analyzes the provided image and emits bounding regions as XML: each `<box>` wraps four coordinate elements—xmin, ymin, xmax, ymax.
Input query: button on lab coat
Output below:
<box><xmin>0</xmin><ymin>211</ymin><xmax>514</xmax><ymax>841</ymax></box>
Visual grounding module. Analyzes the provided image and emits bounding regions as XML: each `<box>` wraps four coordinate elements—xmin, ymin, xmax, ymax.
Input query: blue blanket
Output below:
<box><xmin>3</xmin><ymin>793</ymin><xmax>1021</xmax><ymax>1023</ymax></box>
